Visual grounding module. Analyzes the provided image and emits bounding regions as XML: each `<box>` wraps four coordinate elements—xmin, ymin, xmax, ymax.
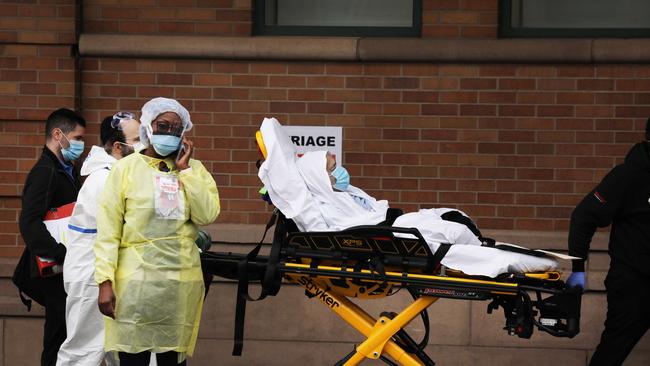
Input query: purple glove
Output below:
<box><xmin>567</xmin><ymin>272</ymin><xmax>585</xmax><ymax>290</ymax></box>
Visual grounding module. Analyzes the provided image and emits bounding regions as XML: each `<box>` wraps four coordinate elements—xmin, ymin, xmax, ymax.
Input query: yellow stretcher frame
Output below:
<box><xmin>282</xmin><ymin>262</ymin><xmax>560</xmax><ymax>365</ymax></box>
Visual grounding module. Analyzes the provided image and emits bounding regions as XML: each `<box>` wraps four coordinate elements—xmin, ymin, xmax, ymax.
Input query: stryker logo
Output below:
<box><xmin>341</xmin><ymin>238</ymin><xmax>363</xmax><ymax>247</ymax></box>
<box><xmin>298</xmin><ymin>276</ymin><xmax>340</xmax><ymax>309</ymax></box>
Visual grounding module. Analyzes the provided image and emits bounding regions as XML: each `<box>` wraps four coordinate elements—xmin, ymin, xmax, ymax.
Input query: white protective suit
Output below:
<box><xmin>258</xmin><ymin>117</ymin><xmax>557</xmax><ymax>277</ymax></box>
<box><xmin>57</xmin><ymin>146</ymin><xmax>120</xmax><ymax>366</ymax></box>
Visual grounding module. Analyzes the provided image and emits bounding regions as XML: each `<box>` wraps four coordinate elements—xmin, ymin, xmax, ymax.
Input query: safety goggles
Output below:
<box><xmin>111</xmin><ymin>111</ymin><xmax>136</xmax><ymax>129</ymax></box>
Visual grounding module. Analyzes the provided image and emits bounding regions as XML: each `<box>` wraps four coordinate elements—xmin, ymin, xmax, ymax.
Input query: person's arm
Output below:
<box><xmin>179</xmin><ymin>159</ymin><xmax>220</xmax><ymax>226</ymax></box>
<box><xmin>94</xmin><ymin>165</ymin><xmax>125</xmax><ymax>318</ymax></box>
<box><xmin>19</xmin><ymin>166</ymin><xmax>67</xmax><ymax>262</ymax></box>
<box><xmin>568</xmin><ymin>165</ymin><xmax>629</xmax><ymax>272</ymax></box>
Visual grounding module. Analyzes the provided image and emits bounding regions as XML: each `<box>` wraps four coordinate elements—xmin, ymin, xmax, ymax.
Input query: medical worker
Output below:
<box><xmin>56</xmin><ymin>113</ymin><xmax>141</xmax><ymax>366</ymax></box>
<box><xmin>567</xmin><ymin>119</ymin><xmax>650</xmax><ymax>366</ymax></box>
<box><xmin>94</xmin><ymin>98</ymin><xmax>220</xmax><ymax>366</ymax></box>
<box><xmin>16</xmin><ymin>108</ymin><xmax>85</xmax><ymax>366</ymax></box>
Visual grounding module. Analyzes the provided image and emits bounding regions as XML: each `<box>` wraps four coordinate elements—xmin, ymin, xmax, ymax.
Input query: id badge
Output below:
<box><xmin>153</xmin><ymin>174</ymin><xmax>185</xmax><ymax>220</ymax></box>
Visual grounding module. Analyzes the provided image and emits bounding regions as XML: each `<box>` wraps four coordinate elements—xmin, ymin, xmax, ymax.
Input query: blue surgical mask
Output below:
<box><xmin>59</xmin><ymin>133</ymin><xmax>84</xmax><ymax>162</ymax></box>
<box><xmin>331</xmin><ymin>166</ymin><xmax>350</xmax><ymax>191</ymax></box>
<box><xmin>150</xmin><ymin>134</ymin><xmax>181</xmax><ymax>157</ymax></box>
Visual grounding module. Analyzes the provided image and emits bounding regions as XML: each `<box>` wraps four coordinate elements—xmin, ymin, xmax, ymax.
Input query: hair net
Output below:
<box><xmin>139</xmin><ymin>97</ymin><xmax>193</xmax><ymax>147</ymax></box>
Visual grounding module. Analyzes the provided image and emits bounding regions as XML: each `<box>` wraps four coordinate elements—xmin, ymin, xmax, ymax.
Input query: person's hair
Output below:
<box><xmin>100</xmin><ymin>115</ymin><xmax>126</xmax><ymax>152</ymax></box>
<box><xmin>45</xmin><ymin>108</ymin><xmax>86</xmax><ymax>138</ymax></box>
<box><xmin>646</xmin><ymin>117</ymin><xmax>650</xmax><ymax>141</ymax></box>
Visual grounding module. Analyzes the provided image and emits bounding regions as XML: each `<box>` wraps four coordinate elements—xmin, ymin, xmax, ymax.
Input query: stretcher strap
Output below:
<box><xmin>428</xmin><ymin>243</ymin><xmax>451</xmax><ymax>273</ymax></box>
<box><xmin>233</xmin><ymin>210</ymin><xmax>282</xmax><ymax>356</ymax></box>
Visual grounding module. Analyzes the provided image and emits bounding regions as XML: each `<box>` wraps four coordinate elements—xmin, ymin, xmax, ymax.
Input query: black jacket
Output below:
<box><xmin>18</xmin><ymin>146</ymin><xmax>80</xmax><ymax>277</ymax></box>
<box><xmin>568</xmin><ymin>142</ymin><xmax>650</xmax><ymax>275</ymax></box>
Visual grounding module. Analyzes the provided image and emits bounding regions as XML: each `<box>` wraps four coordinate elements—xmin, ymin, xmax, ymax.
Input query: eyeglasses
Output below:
<box><xmin>111</xmin><ymin>111</ymin><xmax>135</xmax><ymax>129</ymax></box>
<box><xmin>153</xmin><ymin>120</ymin><xmax>184</xmax><ymax>136</ymax></box>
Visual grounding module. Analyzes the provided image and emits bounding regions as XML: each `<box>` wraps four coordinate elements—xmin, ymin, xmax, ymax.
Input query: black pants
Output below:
<box><xmin>119</xmin><ymin>351</ymin><xmax>186</xmax><ymax>366</ymax></box>
<box><xmin>40</xmin><ymin>275</ymin><xmax>67</xmax><ymax>366</ymax></box>
<box><xmin>589</xmin><ymin>261</ymin><xmax>650</xmax><ymax>366</ymax></box>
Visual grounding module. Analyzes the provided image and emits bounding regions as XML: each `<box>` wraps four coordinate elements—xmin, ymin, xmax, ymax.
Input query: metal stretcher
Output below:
<box><xmin>199</xmin><ymin>132</ymin><xmax>581</xmax><ymax>366</ymax></box>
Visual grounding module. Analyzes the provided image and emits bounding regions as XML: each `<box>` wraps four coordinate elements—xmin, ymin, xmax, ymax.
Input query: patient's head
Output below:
<box><xmin>326</xmin><ymin>152</ymin><xmax>350</xmax><ymax>191</ymax></box>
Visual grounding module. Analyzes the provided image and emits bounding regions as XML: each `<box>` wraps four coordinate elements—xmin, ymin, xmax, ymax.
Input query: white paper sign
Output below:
<box><xmin>283</xmin><ymin>125</ymin><xmax>343</xmax><ymax>163</ymax></box>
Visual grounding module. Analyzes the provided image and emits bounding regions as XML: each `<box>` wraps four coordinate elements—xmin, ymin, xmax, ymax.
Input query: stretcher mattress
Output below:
<box><xmin>257</xmin><ymin>117</ymin><xmax>558</xmax><ymax>278</ymax></box>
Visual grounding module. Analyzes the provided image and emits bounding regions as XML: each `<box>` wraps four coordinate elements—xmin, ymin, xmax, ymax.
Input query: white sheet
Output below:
<box><xmin>258</xmin><ymin>117</ymin><xmax>557</xmax><ymax>277</ymax></box>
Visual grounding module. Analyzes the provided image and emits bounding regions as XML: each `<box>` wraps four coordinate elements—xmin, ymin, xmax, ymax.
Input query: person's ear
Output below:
<box><xmin>112</xmin><ymin>141</ymin><xmax>122</xmax><ymax>156</ymax></box>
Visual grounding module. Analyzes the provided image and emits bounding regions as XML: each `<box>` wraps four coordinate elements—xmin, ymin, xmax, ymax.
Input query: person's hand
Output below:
<box><xmin>175</xmin><ymin>136</ymin><xmax>193</xmax><ymax>171</ymax></box>
<box><xmin>567</xmin><ymin>272</ymin><xmax>586</xmax><ymax>291</ymax></box>
<box><xmin>98</xmin><ymin>280</ymin><xmax>116</xmax><ymax>319</ymax></box>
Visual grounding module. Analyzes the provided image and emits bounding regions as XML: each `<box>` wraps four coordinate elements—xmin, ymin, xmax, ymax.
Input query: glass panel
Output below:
<box><xmin>265</xmin><ymin>0</ymin><xmax>413</xmax><ymax>27</ymax></box>
<box><xmin>512</xmin><ymin>0</ymin><xmax>650</xmax><ymax>29</ymax></box>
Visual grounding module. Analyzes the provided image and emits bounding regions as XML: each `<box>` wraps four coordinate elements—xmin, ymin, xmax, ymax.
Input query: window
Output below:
<box><xmin>254</xmin><ymin>0</ymin><xmax>422</xmax><ymax>37</ymax></box>
<box><xmin>499</xmin><ymin>0</ymin><xmax>650</xmax><ymax>38</ymax></box>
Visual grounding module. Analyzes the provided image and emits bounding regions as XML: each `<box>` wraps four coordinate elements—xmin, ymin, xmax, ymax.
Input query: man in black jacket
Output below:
<box><xmin>17</xmin><ymin>108</ymin><xmax>86</xmax><ymax>366</ymax></box>
<box><xmin>567</xmin><ymin>119</ymin><xmax>650</xmax><ymax>366</ymax></box>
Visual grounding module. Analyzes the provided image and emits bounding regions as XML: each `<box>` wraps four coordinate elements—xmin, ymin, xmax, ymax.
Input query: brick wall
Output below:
<box><xmin>81</xmin><ymin>60</ymin><xmax>649</xmax><ymax>232</ymax></box>
<box><xmin>84</xmin><ymin>0</ymin><xmax>252</xmax><ymax>36</ymax></box>
<box><xmin>0</xmin><ymin>0</ymin><xmax>648</xmax><ymax>258</ymax></box>
<box><xmin>422</xmin><ymin>0</ymin><xmax>498</xmax><ymax>38</ymax></box>
<box><xmin>0</xmin><ymin>0</ymin><xmax>78</xmax><ymax>256</ymax></box>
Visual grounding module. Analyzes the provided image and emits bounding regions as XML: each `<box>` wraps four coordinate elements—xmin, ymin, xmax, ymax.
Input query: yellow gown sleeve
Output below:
<box><xmin>94</xmin><ymin>163</ymin><xmax>126</xmax><ymax>285</ymax></box>
<box><xmin>180</xmin><ymin>159</ymin><xmax>220</xmax><ymax>226</ymax></box>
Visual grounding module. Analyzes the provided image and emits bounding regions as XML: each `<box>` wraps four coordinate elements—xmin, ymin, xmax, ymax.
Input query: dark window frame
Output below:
<box><xmin>253</xmin><ymin>0</ymin><xmax>422</xmax><ymax>37</ymax></box>
<box><xmin>499</xmin><ymin>0</ymin><xmax>650</xmax><ymax>38</ymax></box>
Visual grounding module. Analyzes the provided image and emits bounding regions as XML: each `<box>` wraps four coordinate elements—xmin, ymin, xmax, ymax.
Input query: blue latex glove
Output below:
<box><xmin>567</xmin><ymin>272</ymin><xmax>585</xmax><ymax>290</ymax></box>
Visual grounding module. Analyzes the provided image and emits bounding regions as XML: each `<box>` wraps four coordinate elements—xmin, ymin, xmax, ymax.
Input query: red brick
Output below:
<box><xmin>326</xmin><ymin>63</ymin><xmax>363</xmax><ymax>75</ymax></box>
<box><xmin>403</xmin><ymin>64</ymin><xmax>438</xmax><ymax>76</ymax></box>
<box><xmin>325</xmin><ymin>90</ymin><xmax>363</xmax><ymax>102</ymax></box>
<box><xmin>422</xmin><ymin>129</ymin><xmax>458</xmax><ymax>141</ymax></box>
<box><xmin>288</xmin><ymin>63</ymin><xmax>324</xmax><ymax>75</ymax></box>
<box><xmin>306</xmin><ymin>76</ymin><xmax>344</xmax><ymax>88</ymax></box>
<box><xmin>137</xmin><ymin>86</ymin><xmax>174</xmax><ymax>98</ymax></box>
<box><xmin>517</xmin><ymin>143</ymin><xmax>554</xmax><ymax>155</ymax></box>
<box><xmin>477</xmin><ymin>143</ymin><xmax>515</xmax><ymax>155</ymax></box>
<box><xmin>498</xmin><ymin>78</ymin><xmax>535</xmax><ymax>90</ymax></box>
<box><xmin>380</xmin><ymin>129</ymin><xmax>417</xmax><ymax>141</ymax></box>
<box><xmin>232</xmin><ymin>75</ymin><xmax>267</xmax><ymax>87</ymax></box>
<box><xmin>270</xmin><ymin>102</ymin><xmax>305</xmax><ymax>113</ymax></box>
<box><xmin>422</xmin><ymin>104</ymin><xmax>458</xmax><ymax>116</ymax></box>
<box><xmin>383</xmin><ymin>103</ymin><xmax>419</xmax><ymax>115</ymax></box>
<box><xmin>345</xmin><ymin>103</ymin><xmax>381</xmax><ymax>115</ymax></box>
<box><xmin>497</xmin><ymin>180</ymin><xmax>535</xmax><ymax>193</ymax></box>
<box><xmin>499</xmin><ymin>105</ymin><xmax>535</xmax><ymax>117</ymax></box>
<box><xmin>308</xmin><ymin>102</ymin><xmax>343</xmax><ymax>114</ymax></box>
<box><xmin>479</xmin><ymin>91</ymin><xmax>515</xmax><ymax>103</ymax></box>
<box><xmin>577</xmin><ymin>79</ymin><xmax>614</xmax><ymax>91</ymax></box>
<box><xmin>422</xmin><ymin>25</ymin><xmax>459</xmax><ymax>38</ymax></box>
<box><xmin>249</xmin><ymin>88</ymin><xmax>287</xmax><ymax>101</ymax></box>
<box><xmin>537</xmin><ymin>79</ymin><xmax>576</xmax><ymax>91</ymax></box>
<box><xmin>557</xmin><ymin>66</ymin><xmax>594</xmax><ymax>77</ymax></box>
<box><xmin>497</xmin><ymin>156</ymin><xmax>534</xmax><ymax>167</ymax></box>
<box><xmin>575</xmin><ymin>105</ymin><xmax>614</xmax><ymax>118</ymax></box>
<box><xmin>383</xmin><ymin>77</ymin><xmax>419</xmax><ymax>89</ymax></box>
<box><xmin>460</xmin><ymin>26</ymin><xmax>496</xmax><ymax>38</ymax></box>
<box><xmin>460</xmin><ymin>78</ymin><xmax>496</xmax><ymax>89</ymax></box>
<box><xmin>460</xmin><ymin>104</ymin><xmax>496</xmax><ymax>116</ymax></box>
<box><xmin>498</xmin><ymin>130</ymin><xmax>534</xmax><ymax>142</ymax></box>
<box><xmin>439</xmin><ymin>91</ymin><xmax>476</xmax><ymax>103</ymax></box>
<box><xmin>518</xmin><ymin>90</ymin><xmax>555</xmax><ymax>104</ymax></box>
<box><xmin>438</xmin><ymin>166</ymin><xmax>476</xmax><ymax>179</ymax></box>
<box><xmin>537</xmin><ymin>105</ymin><xmax>574</xmax><ymax>117</ymax></box>
<box><xmin>288</xmin><ymin>89</ymin><xmax>324</xmax><ymax>101</ymax></box>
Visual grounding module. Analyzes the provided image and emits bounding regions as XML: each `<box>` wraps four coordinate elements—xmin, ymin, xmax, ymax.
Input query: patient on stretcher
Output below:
<box><xmin>258</xmin><ymin>117</ymin><xmax>558</xmax><ymax>277</ymax></box>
